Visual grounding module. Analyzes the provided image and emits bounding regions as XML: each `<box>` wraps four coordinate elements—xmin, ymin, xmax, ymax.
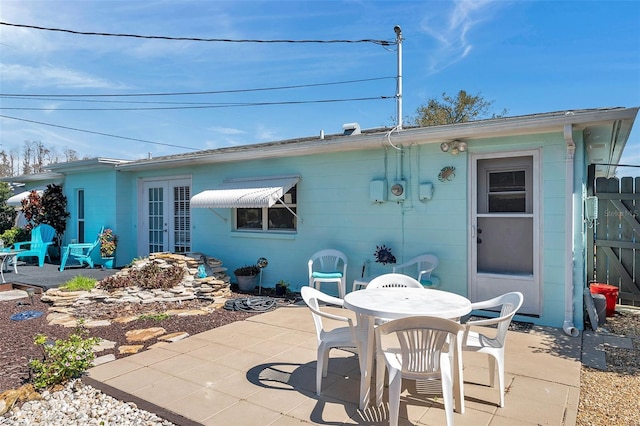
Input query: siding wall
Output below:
<box><xmin>41</xmin><ymin>130</ymin><xmax>584</xmax><ymax>329</ymax></box>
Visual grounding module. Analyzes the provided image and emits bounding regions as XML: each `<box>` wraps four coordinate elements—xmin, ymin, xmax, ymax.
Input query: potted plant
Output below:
<box><xmin>234</xmin><ymin>264</ymin><xmax>260</xmax><ymax>292</ymax></box>
<box><xmin>99</xmin><ymin>228</ymin><xmax>118</xmax><ymax>269</ymax></box>
<box><xmin>275</xmin><ymin>279</ymin><xmax>289</xmax><ymax>296</ymax></box>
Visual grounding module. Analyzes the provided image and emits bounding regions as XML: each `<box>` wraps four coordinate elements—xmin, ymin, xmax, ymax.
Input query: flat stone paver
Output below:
<box><xmin>85</xmin><ymin>304</ymin><xmax>583</xmax><ymax>425</ymax></box>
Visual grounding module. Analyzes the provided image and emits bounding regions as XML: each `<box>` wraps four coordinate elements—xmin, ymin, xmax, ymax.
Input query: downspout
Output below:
<box><xmin>563</xmin><ymin>124</ymin><xmax>579</xmax><ymax>337</ymax></box>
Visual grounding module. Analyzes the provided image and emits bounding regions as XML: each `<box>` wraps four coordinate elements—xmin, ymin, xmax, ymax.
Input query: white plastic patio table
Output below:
<box><xmin>0</xmin><ymin>250</ymin><xmax>22</xmax><ymax>283</ymax></box>
<box><xmin>343</xmin><ymin>287</ymin><xmax>472</xmax><ymax>412</ymax></box>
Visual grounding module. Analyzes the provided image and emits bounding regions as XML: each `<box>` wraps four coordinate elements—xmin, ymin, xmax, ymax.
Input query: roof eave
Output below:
<box><xmin>47</xmin><ymin>157</ymin><xmax>130</xmax><ymax>173</ymax></box>
<box><xmin>0</xmin><ymin>172</ymin><xmax>64</xmax><ymax>184</ymax></box>
<box><xmin>116</xmin><ymin>107</ymin><xmax>639</xmax><ymax>172</ymax></box>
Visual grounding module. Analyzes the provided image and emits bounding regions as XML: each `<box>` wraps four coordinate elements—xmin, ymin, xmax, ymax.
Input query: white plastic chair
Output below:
<box><xmin>376</xmin><ymin>316</ymin><xmax>464</xmax><ymax>426</ymax></box>
<box><xmin>352</xmin><ymin>260</ymin><xmax>371</xmax><ymax>292</ymax></box>
<box><xmin>301</xmin><ymin>286</ymin><xmax>361</xmax><ymax>396</ymax></box>
<box><xmin>462</xmin><ymin>291</ymin><xmax>524</xmax><ymax>407</ymax></box>
<box><xmin>392</xmin><ymin>254</ymin><xmax>440</xmax><ymax>287</ymax></box>
<box><xmin>366</xmin><ymin>273</ymin><xmax>424</xmax><ymax>289</ymax></box>
<box><xmin>308</xmin><ymin>249</ymin><xmax>348</xmax><ymax>299</ymax></box>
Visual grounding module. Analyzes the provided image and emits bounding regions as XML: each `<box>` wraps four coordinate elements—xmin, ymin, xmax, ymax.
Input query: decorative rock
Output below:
<box><xmin>112</xmin><ymin>315</ymin><xmax>139</xmax><ymax>324</ymax></box>
<box><xmin>47</xmin><ymin>312</ymin><xmax>78</xmax><ymax>327</ymax></box>
<box><xmin>92</xmin><ymin>354</ymin><xmax>116</xmax><ymax>366</ymax></box>
<box><xmin>125</xmin><ymin>327</ymin><xmax>166</xmax><ymax>342</ymax></box>
<box><xmin>137</xmin><ymin>291</ymin><xmax>155</xmax><ymax>300</ymax></box>
<box><xmin>148</xmin><ymin>341</ymin><xmax>170</xmax><ymax>349</ymax></box>
<box><xmin>118</xmin><ymin>345</ymin><xmax>144</xmax><ymax>355</ymax></box>
<box><xmin>84</xmin><ymin>319</ymin><xmax>112</xmax><ymax>328</ymax></box>
<box><xmin>40</xmin><ymin>252</ymin><xmax>233</xmax><ymax>329</ymax></box>
<box><xmin>92</xmin><ymin>339</ymin><xmax>116</xmax><ymax>352</ymax></box>
<box><xmin>0</xmin><ymin>384</ymin><xmax>40</xmax><ymax>416</ymax></box>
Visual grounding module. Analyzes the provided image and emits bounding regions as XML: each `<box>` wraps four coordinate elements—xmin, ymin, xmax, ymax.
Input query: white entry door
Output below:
<box><xmin>470</xmin><ymin>152</ymin><xmax>541</xmax><ymax>316</ymax></box>
<box><xmin>139</xmin><ymin>178</ymin><xmax>191</xmax><ymax>256</ymax></box>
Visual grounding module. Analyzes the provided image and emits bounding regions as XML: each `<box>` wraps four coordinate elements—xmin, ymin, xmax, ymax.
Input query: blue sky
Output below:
<box><xmin>1</xmin><ymin>1</ymin><xmax>639</xmax><ymax>174</ymax></box>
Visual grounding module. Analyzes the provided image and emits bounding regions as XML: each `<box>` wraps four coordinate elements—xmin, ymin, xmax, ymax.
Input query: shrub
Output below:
<box><xmin>59</xmin><ymin>276</ymin><xmax>97</xmax><ymax>292</ymax></box>
<box><xmin>98</xmin><ymin>262</ymin><xmax>185</xmax><ymax>291</ymax></box>
<box><xmin>97</xmin><ymin>273</ymin><xmax>133</xmax><ymax>291</ymax></box>
<box><xmin>138</xmin><ymin>312</ymin><xmax>170</xmax><ymax>321</ymax></box>
<box><xmin>0</xmin><ymin>227</ymin><xmax>30</xmax><ymax>246</ymax></box>
<box><xmin>234</xmin><ymin>265</ymin><xmax>260</xmax><ymax>276</ymax></box>
<box><xmin>135</xmin><ymin>263</ymin><xmax>185</xmax><ymax>290</ymax></box>
<box><xmin>99</xmin><ymin>228</ymin><xmax>118</xmax><ymax>257</ymax></box>
<box><xmin>29</xmin><ymin>322</ymin><xmax>100</xmax><ymax>390</ymax></box>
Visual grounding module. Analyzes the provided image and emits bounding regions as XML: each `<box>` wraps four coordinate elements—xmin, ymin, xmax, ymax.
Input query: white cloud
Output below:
<box><xmin>419</xmin><ymin>0</ymin><xmax>497</xmax><ymax>74</ymax></box>
<box><xmin>255</xmin><ymin>124</ymin><xmax>278</xmax><ymax>141</ymax></box>
<box><xmin>208</xmin><ymin>126</ymin><xmax>246</xmax><ymax>135</ymax></box>
<box><xmin>0</xmin><ymin>63</ymin><xmax>124</xmax><ymax>89</ymax></box>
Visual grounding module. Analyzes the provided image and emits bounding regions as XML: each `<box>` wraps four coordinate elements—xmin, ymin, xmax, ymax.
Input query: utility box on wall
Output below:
<box><xmin>389</xmin><ymin>180</ymin><xmax>406</xmax><ymax>202</ymax></box>
<box><xmin>370</xmin><ymin>179</ymin><xmax>387</xmax><ymax>203</ymax></box>
<box><xmin>419</xmin><ymin>182</ymin><xmax>434</xmax><ymax>202</ymax></box>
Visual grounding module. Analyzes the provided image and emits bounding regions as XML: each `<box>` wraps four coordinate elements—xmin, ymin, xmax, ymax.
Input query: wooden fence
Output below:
<box><xmin>586</xmin><ymin>176</ymin><xmax>640</xmax><ymax>306</ymax></box>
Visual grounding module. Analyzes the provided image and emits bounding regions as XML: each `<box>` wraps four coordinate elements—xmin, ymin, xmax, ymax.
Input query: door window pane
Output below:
<box><xmin>487</xmin><ymin>170</ymin><xmax>526</xmax><ymax>213</ymax></box>
<box><xmin>489</xmin><ymin>171</ymin><xmax>525</xmax><ymax>192</ymax></box>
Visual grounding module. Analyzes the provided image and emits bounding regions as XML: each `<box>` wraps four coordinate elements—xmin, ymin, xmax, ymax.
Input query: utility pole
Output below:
<box><xmin>394</xmin><ymin>25</ymin><xmax>403</xmax><ymax>130</ymax></box>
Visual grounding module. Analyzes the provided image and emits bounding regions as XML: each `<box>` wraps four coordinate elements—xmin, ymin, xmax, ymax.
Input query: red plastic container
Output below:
<box><xmin>590</xmin><ymin>283</ymin><xmax>619</xmax><ymax>317</ymax></box>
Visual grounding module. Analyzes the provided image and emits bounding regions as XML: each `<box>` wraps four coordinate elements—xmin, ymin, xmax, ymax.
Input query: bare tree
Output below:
<box><xmin>0</xmin><ymin>151</ymin><xmax>12</xmax><ymax>178</ymax></box>
<box><xmin>64</xmin><ymin>149</ymin><xmax>79</xmax><ymax>162</ymax></box>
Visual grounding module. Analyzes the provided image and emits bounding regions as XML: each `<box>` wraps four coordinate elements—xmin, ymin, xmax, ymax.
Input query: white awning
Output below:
<box><xmin>190</xmin><ymin>175</ymin><xmax>300</xmax><ymax>209</ymax></box>
<box><xmin>7</xmin><ymin>189</ymin><xmax>44</xmax><ymax>207</ymax></box>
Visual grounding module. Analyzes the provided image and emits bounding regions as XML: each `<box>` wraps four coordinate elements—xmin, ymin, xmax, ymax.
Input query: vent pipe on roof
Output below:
<box><xmin>342</xmin><ymin>122</ymin><xmax>361</xmax><ymax>136</ymax></box>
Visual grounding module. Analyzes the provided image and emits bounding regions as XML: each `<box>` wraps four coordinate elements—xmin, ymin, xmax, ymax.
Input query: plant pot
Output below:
<box><xmin>101</xmin><ymin>257</ymin><xmax>115</xmax><ymax>269</ymax></box>
<box><xmin>275</xmin><ymin>285</ymin><xmax>287</xmax><ymax>296</ymax></box>
<box><xmin>236</xmin><ymin>274</ymin><xmax>258</xmax><ymax>292</ymax></box>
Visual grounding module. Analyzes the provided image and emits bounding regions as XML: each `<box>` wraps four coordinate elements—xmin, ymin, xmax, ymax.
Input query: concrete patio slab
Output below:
<box><xmin>85</xmin><ymin>303</ymin><xmax>582</xmax><ymax>425</ymax></box>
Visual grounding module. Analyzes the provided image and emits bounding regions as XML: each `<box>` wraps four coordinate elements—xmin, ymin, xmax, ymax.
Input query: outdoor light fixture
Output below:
<box><xmin>440</xmin><ymin>140</ymin><xmax>467</xmax><ymax>155</ymax></box>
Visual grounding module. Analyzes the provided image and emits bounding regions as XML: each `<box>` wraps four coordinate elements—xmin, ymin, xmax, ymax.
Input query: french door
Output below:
<box><xmin>470</xmin><ymin>152</ymin><xmax>541</xmax><ymax>315</ymax></box>
<box><xmin>139</xmin><ymin>178</ymin><xmax>191</xmax><ymax>256</ymax></box>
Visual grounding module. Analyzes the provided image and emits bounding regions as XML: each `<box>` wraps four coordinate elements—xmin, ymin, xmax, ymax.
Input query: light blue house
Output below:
<box><xmin>5</xmin><ymin>106</ymin><xmax>638</xmax><ymax>335</ymax></box>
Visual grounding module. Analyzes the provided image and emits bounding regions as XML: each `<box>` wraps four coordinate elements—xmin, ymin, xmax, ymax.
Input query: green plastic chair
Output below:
<box><xmin>59</xmin><ymin>227</ymin><xmax>104</xmax><ymax>272</ymax></box>
<box><xmin>12</xmin><ymin>224</ymin><xmax>56</xmax><ymax>267</ymax></box>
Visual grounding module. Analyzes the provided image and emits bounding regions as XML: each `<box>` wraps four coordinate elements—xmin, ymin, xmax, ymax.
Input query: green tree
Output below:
<box><xmin>21</xmin><ymin>190</ymin><xmax>44</xmax><ymax>228</ymax></box>
<box><xmin>413</xmin><ymin>90</ymin><xmax>507</xmax><ymax>127</ymax></box>
<box><xmin>41</xmin><ymin>184</ymin><xmax>70</xmax><ymax>243</ymax></box>
<box><xmin>21</xmin><ymin>184</ymin><xmax>69</xmax><ymax>245</ymax></box>
<box><xmin>0</xmin><ymin>182</ymin><xmax>17</xmax><ymax>233</ymax></box>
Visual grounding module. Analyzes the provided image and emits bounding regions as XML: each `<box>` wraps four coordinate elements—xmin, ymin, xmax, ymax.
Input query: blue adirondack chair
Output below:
<box><xmin>59</xmin><ymin>227</ymin><xmax>104</xmax><ymax>272</ymax></box>
<box><xmin>12</xmin><ymin>224</ymin><xmax>56</xmax><ymax>267</ymax></box>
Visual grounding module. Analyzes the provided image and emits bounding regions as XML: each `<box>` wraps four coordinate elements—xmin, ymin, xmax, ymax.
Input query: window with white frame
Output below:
<box><xmin>235</xmin><ymin>185</ymin><xmax>297</xmax><ymax>232</ymax></box>
<box><xmin>77</xmin><ymin>189</ymin><xmax>85</xmax><ymax>243</ymax></box>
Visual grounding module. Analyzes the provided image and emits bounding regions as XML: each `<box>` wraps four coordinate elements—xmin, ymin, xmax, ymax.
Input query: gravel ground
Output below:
<box><xmin>1</xmin><ymin>291</ymin><xmax>639</xmax><ymax>425</ymax></box>
<box><xmin>576</xmin><ymin>309</ymin><xmax>640</xmax><ymax>426</ymax></box>
<box><xmin>0</xmin><ymin>292</ymin><xmax>263</xmax><ymax>393</ymax></box>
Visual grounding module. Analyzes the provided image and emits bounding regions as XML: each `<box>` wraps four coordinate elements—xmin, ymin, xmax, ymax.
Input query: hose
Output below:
<box><xmin>224</xmin><ymin>296</ymin><xmax>278</xmax><ymax>312</ymax></box>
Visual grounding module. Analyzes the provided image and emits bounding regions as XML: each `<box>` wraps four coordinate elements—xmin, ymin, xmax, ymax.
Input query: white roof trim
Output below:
<box><xmin>7</xmin><ymin>189</ymin><xmax>43</xmax><ymax>207</ymax></box>
<box><xmin>190</xmin><ymin>175</ymin><xmax>300</xmax><ymax>209</ymax></box>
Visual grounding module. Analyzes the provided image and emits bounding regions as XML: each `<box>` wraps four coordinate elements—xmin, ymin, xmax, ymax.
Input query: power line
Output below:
<box><xmin>0</xmin><ymin>96</ymin><xmax>393</xmax><ymax>111</ymax></box>
<box><xmin>0</xmin><ymin>114</ymin><xmax>200</xmax><ymax>151</ymax></box>
<box><xmin>0</xmin><ymin>22</ymin><xmax>395</xmax><ymax>46</ymax></box>
<box><xmin>0</xmin><ymin>77</ymin><xmax>395</xmax><ymax>98</ymax></box>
